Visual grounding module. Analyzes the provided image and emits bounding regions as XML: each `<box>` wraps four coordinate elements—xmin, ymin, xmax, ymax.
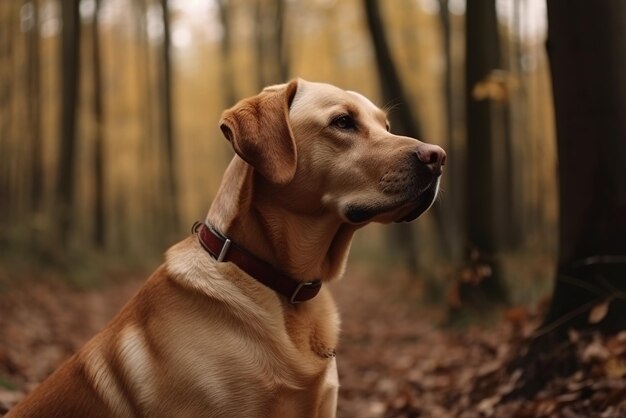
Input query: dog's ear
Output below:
<box><xmin>219</xmin><ymin>79</ymin><xmax>298</xmax><ymax>185</ymax></box>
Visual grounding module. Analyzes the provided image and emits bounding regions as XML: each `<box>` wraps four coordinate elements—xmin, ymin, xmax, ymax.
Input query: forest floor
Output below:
<box><xmin>0</xmin><ymin>266</ymin><xmax>625</xmax><ymax>417</ymax></box>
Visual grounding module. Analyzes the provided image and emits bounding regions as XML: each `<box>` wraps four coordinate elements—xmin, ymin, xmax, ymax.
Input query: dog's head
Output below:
<box><xmin>219</xmin><ymin>79</ymin><xmax>446</xmax><ymax>225</ymax></box>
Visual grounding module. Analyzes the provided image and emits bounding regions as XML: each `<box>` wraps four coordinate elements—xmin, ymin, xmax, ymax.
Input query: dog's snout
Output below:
<box><xmin>416</xmin><ymin>144</ymin><xmax>446</xmax><ymax>175</ymax></box>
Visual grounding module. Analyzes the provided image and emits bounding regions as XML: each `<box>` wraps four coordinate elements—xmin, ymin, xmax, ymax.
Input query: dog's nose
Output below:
<box><xmin>416</xmin><ymin>144</ymin><xmax>446</xmax><ymax>175</ymax></box>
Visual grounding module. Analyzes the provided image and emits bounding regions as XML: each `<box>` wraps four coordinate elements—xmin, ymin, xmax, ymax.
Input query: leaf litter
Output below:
<box><xmin>0</xmin><ymin>269</ymin><xmax>625</xmax><ymax>417</ymax></box>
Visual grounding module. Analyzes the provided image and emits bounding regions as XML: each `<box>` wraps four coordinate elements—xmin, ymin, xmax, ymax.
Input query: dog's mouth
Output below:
<box><xmin>344</xmin><ymin>178</ymin><xmax>440</xmax><ymax>224</ymax></box>
<box><xmin>393</xmin><ymin>179</ymin><xmax>439</xmax><ymax>222</ymax></box>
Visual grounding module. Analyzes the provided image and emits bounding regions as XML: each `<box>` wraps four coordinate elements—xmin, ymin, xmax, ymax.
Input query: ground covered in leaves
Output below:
<box><xmin>1</xmin><ymin>268</ymin><xmax>625</xmax><ymax>417</ymax></box>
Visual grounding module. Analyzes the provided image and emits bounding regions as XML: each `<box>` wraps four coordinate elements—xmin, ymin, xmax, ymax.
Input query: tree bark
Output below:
<box><xmin>511</xmin><ymin>0</ymin><xmax>626</xmax><ymax>397</ymax></box>
<box><xmin>26</xmin><ymin>0</ymin><xmax>43</xmax><ymax>214</ymax></box>
<box><xmin>455</xmin><ymin>0</ymin><xmax>508</xmax><ymax>314</ymax></box>
<box><xmin>275</xmin><ymin>0</ymin><xmax>288</xmax><ymax>82</ymax></box>
<box><xmin>437</xmin><ymin>0</ymin><xmax>463</xmax><ymax>262</ymax></box>
<box><xmin>253</xmin><ymin>0</ymin><xmax>289</xmax><ymax>90</ymax></box>
<box><xmin>159</xmin><ymin>0</ymin><xmax>179</xmax><ymax>231</ymax></box>
<box><xmin>253</xmin><ymin>0</ymin><xmax>266</xmax><ymax>90</ymax></box>
<box><xmin>56</xmin><ymin>0</ymin><xmax>81</xmax><ymax>244</ymax></box>
<box><xmin>91</xmin><ymin>0</ymin><xmax>105</xmax><ymax>248</ymax></box>
<box><xmin>216</xmin><ymin>0</ymin><xmax>236</xmax><ymax>107</ymax></box>
<box><xmin>543</xmin><ymin>0</ymin><xmax>626</xmax><ymax>332</ymax></box>
<box><xmin>362</xmin><ymin>0</ymin><xmax>421</xmax><ymax>138</ymax></box>
<box><xmin>0</xmin><ymin>3</ymin><xmax>19</xmax><ymax>223</ymax></box>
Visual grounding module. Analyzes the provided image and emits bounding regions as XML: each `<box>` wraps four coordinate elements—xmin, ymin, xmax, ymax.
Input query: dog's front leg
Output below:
<box><xmin>317</xmin><ymin>357</ymin><xmax>339</xmax><ymax>418</ymax></box>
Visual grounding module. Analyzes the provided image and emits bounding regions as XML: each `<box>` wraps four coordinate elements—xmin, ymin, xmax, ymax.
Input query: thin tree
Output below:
<box><xmin>274</xmin><ymin>0</ymin><xmax>288</xmax><ymax>82</ymax></box>
<box><xmin>216</xmin><ymin>0</ymin><xmax>236</xmax><ymax>107</ymax></box>
<box><xmin>0</xmin><ymin>3</ymin><xmax>21</xmax><ymax>222</ymax></box>
<box><xmin>362</xmin><ymin>0</ymin><xmax>421</xmax><ymax>274</ymax></box>
<box><xmin>91</xmin><ymin>0</ymin><xmax>105</xmax><ymax>248</ymax></box>
<box><xmin>253</xmin><ymin>0</ymin><xmax>265</xmax><ymax>90</ymax></box>
<box><xmin>133</xmin><ymin>0</ymin><xmax>161</xmax><ymax>248</ymax></box>
<box><xmin>513</xmin><ymin>0</ymin><xmax>626</xmax><ymax>396</ymax></box>
<box><xmin>253</xmin><ymin>0</ymin><xmax>289</xmax><ymax>90</ymax></box>
<box><xmin>437</xmin><ymin>0</ymin><xmax>462</xmax><ymax>261</ymax></box>
<box><xmin>56</xmin><ymin>0</ymin><xmax>81</xmax><ymax>244</ymax></box>
<box><xmin>159</xmin><ymin>0</ymin><xmax>179</xmax><ymax>231</ymax></box>
<box><xmin>507</xmin><ymin>0</ymin><xmax>526</xmax><ymax>248</ymax></box>
<box><xmin>455</xmin><ymin>0</ymin><xmax>508</xmax><ymax>314</ymax></box>
<box><xmin>25</xmin><ymin>0</ymin><xmax>43</xmax><ymax>214</ymax></box>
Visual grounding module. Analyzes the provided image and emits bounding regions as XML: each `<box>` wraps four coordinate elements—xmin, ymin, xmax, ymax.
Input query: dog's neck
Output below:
<box><xmin>207</xmin><ymin>157</ymin><xmax>356</xmax><ymax>282</ymax></box>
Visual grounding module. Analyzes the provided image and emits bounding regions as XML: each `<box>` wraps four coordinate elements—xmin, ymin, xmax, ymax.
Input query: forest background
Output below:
<box><xmin>3</xmin><ymin>0</ymin><xmax>626</xmax><ymax>416</ymax></box>
<box><xmin>0</xmin><ymin>0</ymin><xmax>556</xmax><ymax>302</ymax></box>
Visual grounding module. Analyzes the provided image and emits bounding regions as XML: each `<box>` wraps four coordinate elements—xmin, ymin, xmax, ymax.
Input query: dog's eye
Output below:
<box><xmin>332</xmin><ymin>115</ymin><xmax>356</xmax><ymax>130</ymax></box>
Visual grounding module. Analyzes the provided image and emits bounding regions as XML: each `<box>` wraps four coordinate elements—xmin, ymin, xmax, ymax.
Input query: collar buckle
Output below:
<box><xmin>290</xmin><ymin>280</ymin><xmax>322</xmax><ymax>304</ymax></box>
<box><xmin>217</xmin><ymin>238</ymin><xmax>232</xmax><ymax>262</ymax></box>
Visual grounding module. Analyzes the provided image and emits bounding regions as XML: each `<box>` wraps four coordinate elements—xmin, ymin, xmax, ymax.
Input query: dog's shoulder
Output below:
<box><xmin>163</xmin><ymin>236</ymin><xmax>284</xmax><ymax>332</ymax></box>
<box><xmin>164</xmin><ymin>236</ymin><xmax>264</xmax><ymax>309</ymax></box>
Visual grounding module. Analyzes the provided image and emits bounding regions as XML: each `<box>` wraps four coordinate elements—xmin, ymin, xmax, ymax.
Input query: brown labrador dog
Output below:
<box><xmin>7</xmin><ymin>79</ymin><xmax>445</xmax><ymax>418</ymax></box>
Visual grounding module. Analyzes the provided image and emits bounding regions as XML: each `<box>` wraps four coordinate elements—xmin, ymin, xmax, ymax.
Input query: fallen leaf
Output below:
<box><xmin>556</xmin><ymin>392</ymin><xmax>581</xmax><ymax>404</ymax></box>
<box><xmin>505</xmin><ymin>306</ymin><xmax>528</xmax><ymax>327</ymax></box>
<box><xmin>477</xmin><ymin>395</ymin><xmax>500</xmax><ymax>415</ymax></box>
<box><xmin>568</xmin><ymin>329</ymin><xmax>580</xmax><ymax>343</ymax></box>
<box><xmin>589</xmin><ymin>300</ymin><xmax>610</xmax><ymax>324</ymax></box>
<box><xmin>582</xmin><ymin>338</ymin><xmax>610</xmax><ymax>362</ymax></box>
<box><xmin>604</xmin><ymin>358</ymin><xmax>626</xmax><ymax>378</ymax></box>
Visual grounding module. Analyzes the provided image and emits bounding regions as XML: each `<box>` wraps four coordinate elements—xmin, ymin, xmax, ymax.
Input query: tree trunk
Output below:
<box><xmin>456</xmin><ymin>0</ymin><xmax>508</xmax><ymax>314</ymax></box>
<box><xmin>511</xmin><ymin>0</ymin><xmax>626</xmax><ymax>397</ymax></box>
<box><xmin>507</xmin><ymin>0</ymin><xmax>526</xmax><ymax>248</ymax></box>
<box><xmin>253</xmin><ymin>0</ymin><xmax>288</xmax><ymax>90</ymax></box>
<box><xmin>362</xmin><ymin>0</ymin><xmax>421</xmax><ymax>275</ymax></box>
<box><xmin>26</xmin><ymin>0</ymin><xmax>43</xmax><ymax>214</ymax></box>
<box><xmin>437</xmin><ymin>0</ymin><xmax>463</xmax><ymax>262</ymax></box>
<box><xmin>133</xmin><ymin>0</ymin><xmax>161</xmax><ymax>247</ymax></box>
<box><xmin>159</xmin><ymin>0</ymin><xmax>179</xmax><ymax>232</ymax></box>
<box><xmin>274</xmin><ymin>0</ymin><xmax>288</xmax><ymax>82</ymax></box>
<box><xmin>362</xmin><ymin>0</ymin><xmax>421</xmax><ymax>138</ymax></box>
<box><xmin>544</xmin><ymin>0</ymin><xmax>626</xmax><ymax>332</ymax></box>
<box><xmin>216</xmin><ymin>0</ymin><xmax>236</xmax><ymax>107</ymax></box>
<box><xmin>0</xmin><ymin>4</ymin><xmax>18</xmax><ymax>223</ymax></box>
<box><xmin>253</xmin><ymin>0</ymin><xmax>266</xmax><ymax>90</ymax></box>
<box><xmin>1</xmin><ymin>3</ymin><xmax>22</xmax><ymax>223</ymax></box>
<box><xmin>91</xmin><ymin>0</ymin><xmax>105</xmax><ymax>248</ymax></box>
<box><xmin>56</xmin><ymin>0</ymin><xmax>81</xmax><ymax>244</ymax></box>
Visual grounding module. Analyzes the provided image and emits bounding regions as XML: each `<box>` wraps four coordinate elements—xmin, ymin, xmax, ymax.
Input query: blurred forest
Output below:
<box><xmin>0</xmin><ymin>0</ymin><xmax>557</xmax><ymax>299</ymax></box>
<box><xmin>3</xmin><ymin>0</ymin><xmax>626</xmax><ymax>416</ymax></box>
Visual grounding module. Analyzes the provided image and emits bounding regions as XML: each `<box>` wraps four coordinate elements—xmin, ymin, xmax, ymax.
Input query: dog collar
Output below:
<box><xmin>192</xmin><ymin>222</ymin><xmax>322</xmax><ymax>304</ymax></box>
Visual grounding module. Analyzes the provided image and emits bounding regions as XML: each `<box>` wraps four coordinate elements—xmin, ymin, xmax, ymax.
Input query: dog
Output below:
<box><xmin>7</xmin><ymin>79</ymin><xmax>445</xmax><ymax>417</ymax></box>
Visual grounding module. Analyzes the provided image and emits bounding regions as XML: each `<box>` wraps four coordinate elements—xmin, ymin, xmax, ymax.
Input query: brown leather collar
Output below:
<box><xmin>192</xmin><ymin>222</ymin><xmax>322</xmax><ymax>304</ymax></box>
